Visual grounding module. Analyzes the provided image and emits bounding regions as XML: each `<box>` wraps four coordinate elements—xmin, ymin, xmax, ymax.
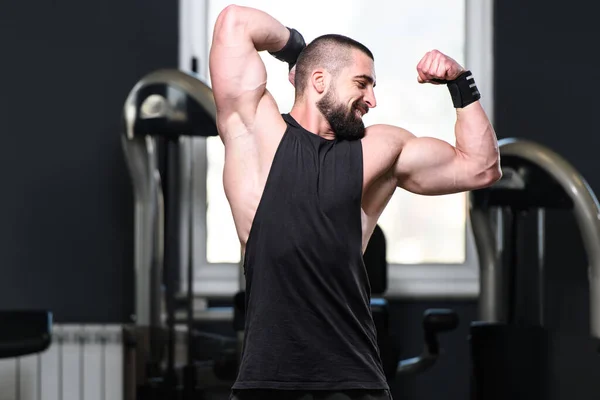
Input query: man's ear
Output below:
<box><xmin>288</xmin><ymin>66</ymin><xmax>296</xmax><ymax>87</ymax></box>
<box><xmin>311</xmin><ymin>69</ymin><xmax>327</xmax><ymax>94</ymax></box>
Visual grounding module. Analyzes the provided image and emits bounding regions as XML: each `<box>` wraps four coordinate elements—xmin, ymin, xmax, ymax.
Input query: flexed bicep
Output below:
<box><xmin>209</xmin><ymin>6</ymin><xmax>307</xmax><ymax>142</ymax></box>
<box><xmin>209</xmin><ymin>6</ymin><xmax>269</xmax><ymax>132</ymax></box>
<box><xmin>395</xmin><ymin>137</ymin><xmax>464</xmax><ymax>195</ymax></box>
<box><xmin>395</xmin><ymin>135</ymin><xmax>499</xmax><ymax>196</ymax></box>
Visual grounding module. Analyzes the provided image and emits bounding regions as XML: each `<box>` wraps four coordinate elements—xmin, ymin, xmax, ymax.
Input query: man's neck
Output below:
<box><xmin>290</xmin><ymin>102</ymin><xmax>335</xmax><ymax>140</ymax></box>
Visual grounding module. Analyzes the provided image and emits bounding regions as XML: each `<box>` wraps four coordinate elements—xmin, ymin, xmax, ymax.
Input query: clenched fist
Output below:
<box><xmin>416</xmin><ymin>50</ymin><xmax>465</xmax><ymax>84</ymax></box>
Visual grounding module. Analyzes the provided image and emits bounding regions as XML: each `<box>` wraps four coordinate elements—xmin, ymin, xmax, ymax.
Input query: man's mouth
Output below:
<box><xmin>354</xmin><ymin>105</ymin><xmax>367</xmax><ymax>117</ymax></box>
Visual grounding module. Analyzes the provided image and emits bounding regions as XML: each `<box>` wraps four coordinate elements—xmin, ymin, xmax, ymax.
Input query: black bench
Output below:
<box><xmin>0</xmin><ymin>310</ymin><xmax>53</xmax><ymax>359</ymax></box>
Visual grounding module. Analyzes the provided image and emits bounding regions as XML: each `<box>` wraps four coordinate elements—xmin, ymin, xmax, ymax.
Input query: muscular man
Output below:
<box><xmin>209</xmin><ymin>5</ymin><xmax>501</xmax><ymax>400</ymax></box>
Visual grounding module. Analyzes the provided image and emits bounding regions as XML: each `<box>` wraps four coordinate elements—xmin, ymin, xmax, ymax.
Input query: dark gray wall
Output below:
<box><xmin>0</xmin><ymin>0</ymin><xmax>178</xmax><ymax>323</ymax></box>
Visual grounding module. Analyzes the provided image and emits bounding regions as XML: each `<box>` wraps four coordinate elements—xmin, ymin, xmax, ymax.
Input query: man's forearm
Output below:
<box><xmin>216</xmin><ymin>5</ymin><xmax>290</xmax><ymax>53</ymax></box>
<box><xmin>454</xmin><ymin>102</ymin><xmax>501</xmax><ymax>174</ymax></box>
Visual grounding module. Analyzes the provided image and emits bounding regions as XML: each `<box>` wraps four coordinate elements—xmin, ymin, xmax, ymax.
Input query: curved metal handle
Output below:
<box><xmin>396</xmin><ymin>309</ymin><xmax>459</xmax><ymax>375</ymax></box>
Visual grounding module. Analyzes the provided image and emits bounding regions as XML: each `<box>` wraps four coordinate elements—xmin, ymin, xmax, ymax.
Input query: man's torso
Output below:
<box><xmin>230</xmin><ymin>111</ymin><xmax>389</xmax><ymax>390</ymax></box>
<box><xmin>222</xmin><ymin>99</ymin><xmax>403</xmax><ymax>254</ymax></box>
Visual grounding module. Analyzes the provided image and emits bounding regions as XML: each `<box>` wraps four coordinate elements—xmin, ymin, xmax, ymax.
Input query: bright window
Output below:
<box><xmin>181</xmin><ymin>0</ymin><xmax>493</xmax><ymax>298</ymax></box>
<box><xmin>205</xmin><ymin>0</ymin><xmax>466</xmax><ymax>264</ymax></box>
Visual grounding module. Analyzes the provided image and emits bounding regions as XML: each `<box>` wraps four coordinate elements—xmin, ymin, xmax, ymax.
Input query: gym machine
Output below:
<box><xmin>121</xmin><ymin>68</ymin><xmax>459</xmax><ymax>399</ymax></box>
<box><xmin>122</xmin><ymin>68</ymin><xmax>218</xmax><ymax>400</ymax></box>
<box><xmin>469</xmin><ymin>138</ymin><xmax>600</xmax><ymax>400</ymax></box>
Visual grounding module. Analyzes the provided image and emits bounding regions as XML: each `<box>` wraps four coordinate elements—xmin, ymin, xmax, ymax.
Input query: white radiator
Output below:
<box><xmin>0</xmin><ymin>324</ymin><xmax>123</xmax><ymax>400</ymax></box>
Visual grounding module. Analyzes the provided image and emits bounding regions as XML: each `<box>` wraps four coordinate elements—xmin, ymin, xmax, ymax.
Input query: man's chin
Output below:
<box><xmin>320</xmin><ymin>106</ymin><xmax>366</xmax><ymax>140</ymax></box>
<box><xmin>334</xmin><ymin>122</ymin><xmax>365</xmax><ymax>141</ymax></box>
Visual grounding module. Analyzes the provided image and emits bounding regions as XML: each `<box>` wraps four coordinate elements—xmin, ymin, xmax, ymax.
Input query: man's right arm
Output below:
<box><xmin>209</xmin><ymin>5</ymin><xmax>292</xmax><ymax>141</ymax></box>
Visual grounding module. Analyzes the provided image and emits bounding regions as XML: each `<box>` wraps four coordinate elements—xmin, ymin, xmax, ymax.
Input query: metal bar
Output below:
<box><xmin>497</xmin><ymin>138</ymin><xmax>600</xmax><ymax>338</ymax></box>
<box><xmin>538</xmin><ymin>208</ymin><xmax>546</xmax><ymax>326</ymax></box>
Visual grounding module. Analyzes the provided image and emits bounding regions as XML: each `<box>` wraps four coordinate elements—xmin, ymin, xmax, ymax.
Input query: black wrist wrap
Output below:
<box><xmin>269</xmin><ymin>27</ymin><xmax>306</xmax><ymax>70</ymax></box>
<box><xmin>446</xmin><ymin>70</ymin><xmax>481</xmax><ymax>108</ymax></box>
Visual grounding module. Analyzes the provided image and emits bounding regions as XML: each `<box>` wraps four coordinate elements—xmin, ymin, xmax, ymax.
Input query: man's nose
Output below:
<box><xmin>364</xmin><ymin>89</ymin><xmax>377</xmax><ymax>109</ymax></box>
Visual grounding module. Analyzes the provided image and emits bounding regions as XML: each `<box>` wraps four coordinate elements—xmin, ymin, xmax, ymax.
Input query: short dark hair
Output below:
<box><xmin>294</xmin><ymin>34</ymin><xmax>374</xmax><ymax>97</ymax></box>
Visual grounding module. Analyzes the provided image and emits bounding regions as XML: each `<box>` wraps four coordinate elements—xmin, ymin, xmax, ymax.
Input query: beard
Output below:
<box><xmin>316</xmin><ymin>87</ymin><xmax>366</xmax><ymax>141</ymax></box>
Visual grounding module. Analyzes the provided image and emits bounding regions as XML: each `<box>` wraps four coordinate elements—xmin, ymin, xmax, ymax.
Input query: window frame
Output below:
<box><xmin>178</xmin><ymin>0</ymin><xmax>494</xmax><ymax>300</ymax></box>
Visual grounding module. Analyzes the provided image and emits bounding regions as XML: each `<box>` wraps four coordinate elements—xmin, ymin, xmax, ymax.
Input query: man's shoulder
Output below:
<box><xmin>362</xmin><ymin>124</ymin><xmax>415</xmax><ymax>148</ymax></box>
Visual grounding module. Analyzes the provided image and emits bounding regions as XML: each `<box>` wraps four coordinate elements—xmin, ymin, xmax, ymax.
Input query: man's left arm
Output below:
<box><xmin>394</xmin><ymin>50</ymin><xmax>502</xmax><ymax>196</ymax></box>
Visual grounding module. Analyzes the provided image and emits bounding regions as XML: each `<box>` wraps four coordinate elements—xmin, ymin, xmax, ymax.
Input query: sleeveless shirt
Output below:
<box><xmin>232</xmin><ymin>114</ymin><xmax>389</xmax><ymax>391</ymax></box>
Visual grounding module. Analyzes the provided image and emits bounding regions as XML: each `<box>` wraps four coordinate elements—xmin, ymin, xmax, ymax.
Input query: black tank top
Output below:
<box><xmin>232</xmin><ymin>114</ymin><xmax>389</xmax><ymax>391</ymax></box>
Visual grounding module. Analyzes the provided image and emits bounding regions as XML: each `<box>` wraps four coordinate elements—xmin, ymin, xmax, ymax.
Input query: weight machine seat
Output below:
<box><xmin>0</xmin><ymin>310</ymin><xmax>52</xmax><ymax>359</ymax></box>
